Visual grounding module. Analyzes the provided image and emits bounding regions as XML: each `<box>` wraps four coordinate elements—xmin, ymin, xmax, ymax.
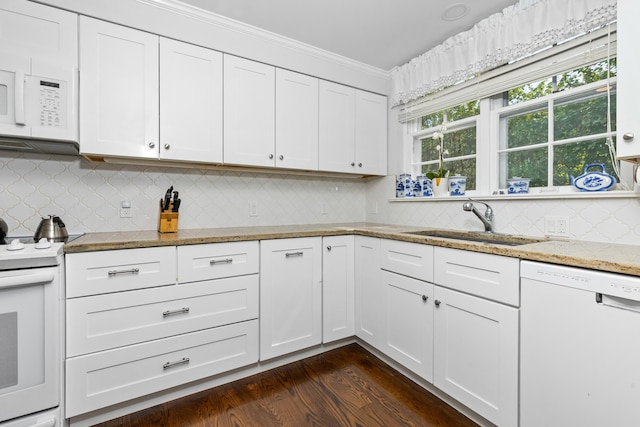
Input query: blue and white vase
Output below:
<box><xmin>449</xmin><ymin>176</ymin><xmax>467</xmax><ymax>196</ymax></box>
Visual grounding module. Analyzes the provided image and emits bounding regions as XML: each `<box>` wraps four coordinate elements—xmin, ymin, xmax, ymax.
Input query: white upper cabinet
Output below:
<box><xmin>617</xmin><ymin>0</ymin><xmax>639</xmax><ymax>161</ymax></box>
<box><xmin>80</xmin><ymin>17</ymin><xmax>159</xmax><ymax>159</ymax></box>
<box><xmin>223</xmin><ymin>55</ymin><xmax>276</xmax><ymax>167</ymax></box>
<box><xmin>275</xmin><ymin>69</ymin><xmax>319</xmax><ymax>170</ymax></box>
<box><xmin>160</xmin><ymin>38</ymin><xmax>223</xmax><ymax>162</ymax></box>
<box><xmin>319</xmin><ymin>81</ymin><xmax>387</xmax><ymax>175</ymax></box>
<box><xmin>355</xmin><ymin>90</ymin><xmax>387</xmax><ymax>175</ymax></box>
<box><xmin>319</xmin><ymin>80</ymin><xmax>356</xmax><ymax>173</ymax></box>
<box><xmin>0</xmin><ymin>0</ymin><xmax>78</xmax><ymax>142</ymax></box>
<box><xmin>80</xmin><ymin>18</ymin><xmax>223</xmax><ymax>162</ymax></box>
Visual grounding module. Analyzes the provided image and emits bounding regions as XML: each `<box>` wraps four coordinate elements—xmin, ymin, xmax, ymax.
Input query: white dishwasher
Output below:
<box><xmin>520</xmin><ymin>261</ymin><xmax>640</xmax><ymax>427</ymax></box>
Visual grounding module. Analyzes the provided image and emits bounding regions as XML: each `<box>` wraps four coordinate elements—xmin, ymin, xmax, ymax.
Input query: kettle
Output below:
<box><xmin>0</xmin><ymin>217</ymin><xmax>7</xmax><ymax>244</ymax></box>
<box><xmin>34</xmin><ymin>215</ymin><xmax>69</xmax><ymax>242</ymax></box>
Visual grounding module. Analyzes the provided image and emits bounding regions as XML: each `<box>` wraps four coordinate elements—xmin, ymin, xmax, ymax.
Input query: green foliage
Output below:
<box><xmin>504</xmin><ymin>59</ymin><xmax>617</xmax><ymax>186</ymax></box>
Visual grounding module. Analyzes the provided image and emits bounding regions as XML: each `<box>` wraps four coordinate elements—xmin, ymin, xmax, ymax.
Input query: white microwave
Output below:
<box><xmin>0</xmin><ymin>52</ymin><xmax>78</xmax><ymax>153</ymax></box>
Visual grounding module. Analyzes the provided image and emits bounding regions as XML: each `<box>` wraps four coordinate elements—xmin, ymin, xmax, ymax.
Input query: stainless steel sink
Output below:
<box><xmin>403</xmin><ymin>230</ymin><xmax>546</xmax><ymax>246</ymax></box>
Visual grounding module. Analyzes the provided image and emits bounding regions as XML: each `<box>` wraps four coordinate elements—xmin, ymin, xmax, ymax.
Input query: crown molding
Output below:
<box><xmin>136</xmin><ymin>0</ymin><xmax>390</xmax><ymax>82</ymax></box>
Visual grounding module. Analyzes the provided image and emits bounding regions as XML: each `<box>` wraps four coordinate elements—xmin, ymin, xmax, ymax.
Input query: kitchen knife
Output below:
<box><xmin>163</xmin><ymin>186</ymin><xmax>173</xmax><ymax>211</ymax></box>
<box><xmin>172</xmin><ymin>198</ymin><xmax>181</xmax><ymax>212</ymax></box>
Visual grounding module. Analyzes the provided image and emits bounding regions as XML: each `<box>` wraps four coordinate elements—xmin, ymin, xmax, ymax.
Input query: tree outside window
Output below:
<box><xmin>500</xmin><ymin>59</ymin><xmax>617</xmax><ymax>188</ymax></box>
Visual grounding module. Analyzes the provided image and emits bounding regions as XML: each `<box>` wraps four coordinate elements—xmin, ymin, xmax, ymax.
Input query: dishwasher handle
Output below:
<box><xmin>597</xmin><ymin>293</ymin><xmax>640</xmax><ymax>313</ymax></box>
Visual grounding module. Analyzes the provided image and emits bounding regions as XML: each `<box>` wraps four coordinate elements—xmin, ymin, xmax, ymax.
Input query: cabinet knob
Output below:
<box><xmin>279</xmin><ymin>155</ymin><xmax>284</xmax><ymax>160</ymax></box>
<box><xmin>623</xmin><ymin>132</ymin><xmax>635</xmax><ymax>141</ymax></box>
<box><xmin>148</xmin><ymin>142</ymin><xmax>155</xmax><ymax>149</ymax></box>
<box><xmin>164</xmin><ymin>144</ymin><xmax>170</xmax><ymax>150</ymax></box>
<box><xmin>326</xmin><ymin>245</ymin><xmax>332</xmax><ymax>251</ymax></box>
<box><xmin>422</xmin><ymin>295</ymin><xmax>428</xmax><ymax>302</ymax></box>
<box><xmin>434</xmin><ymin>299</ymin><xmax>441</xmax><ymax>307</ymax></box>
<box><xmin>269</xmin><ymin>154</ymin><xmax>274</xmax><ymax>159</ymax></box>
<box><xmin>358</xmin><ymin>163</ymin><xmax>363</xmax><ymax>167</ymax></box>
<box><xmin>351</xmin><ymin>162</ymin><xmax>355</xmax><ymax>167</ymax></box>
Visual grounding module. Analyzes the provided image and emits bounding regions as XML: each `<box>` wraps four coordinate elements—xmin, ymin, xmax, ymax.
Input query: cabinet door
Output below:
<box><xmin>354</xmin><ymin>235</ymin><xmax>382</xmax><ymax>348</ymax></box>
<box><xmin>223</xmin><ymin>55</ymin><xmax>275</xmax><ymax>167</ymax></box>
<box><xmin>160</xmin><ymin>38</ymin><xmax>222</xmax><ymax>163</ymax></box>
<box><xmin>275</xmin><ymin>69</ymin><xmax>319</xmax><ymax>170</ymax></box>
<box><xmin>617</xmin><ymin>0</ymin><xmax>639</xmax><ymax>160</ymax></box>
<box><xmin>319</xmin><ymin>80</ymin><xmax>355</xmax><ymax>173</ymax></box>
<box><xmin>355</xmin><ymin>90</ymin><xmax>387</xmax><ymax>175</ymax></box>
<box><xmin>79</xmin><ymin>17</ymin><xmax>159</xmax><ymax>158</ymax></box>
<box><xmin>322</xmin><ymin>235</ymin><xmax>354</xmax><ymax>343</ymax></box>
<box><xmin>381</xmin><ymin>270</ymin><xmax>434</xmax><ymax>382</ymax></box>
<box><xmin>260</xmin><ymin>237</ymin><xmax>322</xmax><ymax>360</ymax></box>
<box><xmin>433</xmin><ymin>286</ymin><xmax>518</xmax><ymax>427</ymax></box>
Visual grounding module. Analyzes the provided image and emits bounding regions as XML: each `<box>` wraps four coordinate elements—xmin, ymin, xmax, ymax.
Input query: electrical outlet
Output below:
<box><xmin>320</xmin><ymin>202</ymin><xmax>328</xmax><ymax>215</ymax></box>
<box><xmin>120</xmin><ymin>201</ymin><xmax>132</xmax><ymax>218</ymax></box>
<box><xmin>249</xmin><ymin>201</ymin><xmax>258</xmax><ymax>217</ymax></box>
<box><xmin>544</xmin><ymin>215</ymin><xmax>569</xmax><ymax>237</ymax></box>
<box><xmin>371</xmin><ymin>202</ymin><xmax>378</xmax><ymax>215</ymax></box>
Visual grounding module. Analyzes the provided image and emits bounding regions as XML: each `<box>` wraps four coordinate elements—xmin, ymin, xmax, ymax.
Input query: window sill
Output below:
<box><xmin>389</xmin><ymin>189</ymin><xmax>640</xmax><ymax>202</ymax></box>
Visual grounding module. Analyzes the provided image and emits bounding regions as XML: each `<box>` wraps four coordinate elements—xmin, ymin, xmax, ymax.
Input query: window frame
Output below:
<box><xmin>491</xmin><ymin>77</ymin><xmax>620</xmax><ymax>194</ymax></box>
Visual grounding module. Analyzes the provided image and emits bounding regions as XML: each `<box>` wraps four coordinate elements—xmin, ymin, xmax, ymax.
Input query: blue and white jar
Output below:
<box><xmin>397</xmin><ymin>173</ymin><xmax>413</xmax><ymax>197</ymax></box>
<box><xmin>449</xmin><ymin>175</ymin><xmax>467</xmax><ymax>196</ymax></box>
<box><xmin>418</xmin><ymin>175</ymin><xmax>433</xmax><ymax>197</ymax></box>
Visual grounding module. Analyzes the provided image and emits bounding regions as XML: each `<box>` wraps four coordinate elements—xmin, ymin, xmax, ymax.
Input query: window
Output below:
<box><xmin>412</xmin><ymin>101</ymin><xmax>479</xmax><ymax>191</ymax></box>
<box><xmin>497</xmin><ymin>60</ymin><xmax>617</xmax><ymax>188</ymax></box>
<box><xmin>408</xmin><ymin>58</ymin><xmax>621</xmax><ymax>196</ymax></box>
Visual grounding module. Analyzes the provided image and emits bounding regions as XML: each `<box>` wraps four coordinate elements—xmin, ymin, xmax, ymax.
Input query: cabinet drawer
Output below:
<box><xmin>380</xmin><ymin>239</ymin><xmax>433</xmax><ymax>282</ymax></box>
<box><xmin>66</xmin><ymin>247</ymin><xmax>176</xmax><ymax>298</ymax></box>
<box><xmin>66</xmin><ymin>319</ymin><xmax>259</xmax><ymax>417</ymax></box>
<box><xmin>434</xmin><ymin>247</ymin><xmax>520</xmax><ymax>306</ymax></box>
<box><xmin>67</xmin><ymin>274</ymin><xmax>258</xmax><ymax>357</ymax></box>
<box><xmin>177</xmin><ymin>241</ymin><xmax>259</xmax><ymax>283</ymax></box>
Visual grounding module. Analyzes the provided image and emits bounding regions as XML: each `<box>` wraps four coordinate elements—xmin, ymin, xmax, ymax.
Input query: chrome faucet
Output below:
<box><xmin>462</xmin><ymin>199</ymin><xmax>494</xmax><ymax>233</ymax></box>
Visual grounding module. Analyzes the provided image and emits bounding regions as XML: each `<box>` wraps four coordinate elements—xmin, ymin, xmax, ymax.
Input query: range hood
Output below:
<box><xmin>0</xmin><ymin>137</ymin><xmax>80</xmax><ymax>156</ymax></box>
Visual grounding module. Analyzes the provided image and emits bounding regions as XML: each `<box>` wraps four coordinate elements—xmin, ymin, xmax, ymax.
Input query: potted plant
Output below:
<box><xmin>426</xmin><ymin>122</ymin><xmax>450</xmax><ymax>196</ymax></box>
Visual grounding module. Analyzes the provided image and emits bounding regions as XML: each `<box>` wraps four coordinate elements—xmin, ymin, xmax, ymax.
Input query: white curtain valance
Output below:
<box><xmin>390</xmin><ymin>0</ymin><xmax>618</xmax><ymax>107</ymax></box>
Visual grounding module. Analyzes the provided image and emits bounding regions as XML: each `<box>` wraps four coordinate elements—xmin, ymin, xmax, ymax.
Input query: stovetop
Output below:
<box><xmin>0</xmin><ymin>234</ymin><xmax>82</xmax><ymax>270</ymax></box>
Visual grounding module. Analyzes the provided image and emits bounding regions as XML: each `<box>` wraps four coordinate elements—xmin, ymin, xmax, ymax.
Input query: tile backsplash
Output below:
<box><xmin>366</xmin><ymin>176</ymin><xmax>640</xmax><ymax>246</ymax></box>
<box><xmin>0</xmin><ymin>152</ymin><xmax>366</xmax><ymax>237</ymax></box>
<box><xmin>3</xmin><ymin>153</ymin><xmax>640</xmax><ymax>246</ymax></box>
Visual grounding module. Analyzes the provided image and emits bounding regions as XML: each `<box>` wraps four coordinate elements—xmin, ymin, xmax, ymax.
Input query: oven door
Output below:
<box><xmin>0</xmin><ymin>267</ymin><xmax>59</xmax><ymax>423</ymax></box>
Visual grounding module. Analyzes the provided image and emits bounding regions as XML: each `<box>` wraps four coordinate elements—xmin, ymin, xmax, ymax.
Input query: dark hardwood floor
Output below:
<box><xmin>95</xmin><ymin>343</ymin><xmax>479</xmax><ymax>427</ymax></box>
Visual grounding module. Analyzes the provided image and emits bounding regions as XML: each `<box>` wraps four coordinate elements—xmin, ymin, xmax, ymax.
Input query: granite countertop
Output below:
<box><xmin>64</xmin><ymin>222</ymin><xmax>640</xmax><ymax>277</ymax></box>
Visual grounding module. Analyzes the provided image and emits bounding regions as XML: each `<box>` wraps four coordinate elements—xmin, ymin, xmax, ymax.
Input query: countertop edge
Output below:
<box><xmin>63</xmin><ymin>223</ymin><xmax>640</xmax><ymax>277</ymax></box>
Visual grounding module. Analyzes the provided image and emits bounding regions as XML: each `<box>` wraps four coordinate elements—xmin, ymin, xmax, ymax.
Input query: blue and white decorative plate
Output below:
<box><xmin>570</xmin><ymin>163</ymin><xmax>615</xmax><ymax>192</ymax></box>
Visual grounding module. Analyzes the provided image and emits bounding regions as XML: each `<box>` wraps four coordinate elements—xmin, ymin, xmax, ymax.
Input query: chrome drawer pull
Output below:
<box><xmin>162</xmin><ymin>307</ymin><xmax>190</xmax><ymax>317</ymax></box>
<box><xmin>210</xmin><ymin>258</ymin><xmax>233</xmax><ymax>265</ymax></box>
<box><xmin>108</xmin><ymin>268</ymin><xmax>140</xmax><ymax>277</ymax></box>
<box><xmin>285</xmin><ymin>251</ymin><xmax>303</xmax><ymax>258</ymax></box>
<box><xmin>163</xmin><ymin>357</ymin><xmax>190</xmax><ymax>370</ymax></box>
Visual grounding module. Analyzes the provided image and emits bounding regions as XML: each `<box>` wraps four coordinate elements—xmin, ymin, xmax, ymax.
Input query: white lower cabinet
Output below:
<box><xmin>433</xmin><ymin>286</ymin><xmax>518</xmax><ymax>427</ymax></box>
<box><xmin>322</xmin><ymin>235</ymin><xmax>355</xmax><ymax>343</ymax></box>
<box><xmin>65</xmin><ymin>242</ymin><xmax>259</xmax><ymax>418</ymax></box>
<box><xmin>66</xmin><ymin>320</ymin><xmax>258</xmax><ymax>417</ymax></box>
<box><xmin>354</xmin><ymin>236</ymin><xmax>383</xmax><ymax>348</ymax></box>
<box><xmin>381</xmin><ymin>270</ymin><xmax>434</xmax><ymax>381</ymax></box>
<box><xmin>260</xmin><ymin>237</ymin><xmax>322</xmax><ymax>360</ymax></box>
<box><xmin>433</xmin><ymin>247</ymin><xmax>519</xmax><ymax>427</ymax></box>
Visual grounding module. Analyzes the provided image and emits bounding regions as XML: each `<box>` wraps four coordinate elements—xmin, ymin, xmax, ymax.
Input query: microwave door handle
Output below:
<box><xmin>14</xmin><ymin>70</ymin><xmax>25</xmax><ymax>125</ymax></box>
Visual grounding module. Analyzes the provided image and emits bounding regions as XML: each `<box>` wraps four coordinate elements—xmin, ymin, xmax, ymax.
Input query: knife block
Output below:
<box><xmin>158</xmin><ymin>208</ymin><xmax>179</xmax><ymax>233</ymax></box>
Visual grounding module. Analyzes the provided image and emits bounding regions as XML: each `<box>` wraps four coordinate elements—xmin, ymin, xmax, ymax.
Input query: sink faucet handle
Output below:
<box><xmin>466</xmin><ymin>198</ymin><xmax>494</xmax><ymax>221</ymax></box>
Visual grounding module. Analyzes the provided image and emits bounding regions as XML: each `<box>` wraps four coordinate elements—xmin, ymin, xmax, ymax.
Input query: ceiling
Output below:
<box><xmin>177</xmin><ymin>0</ymin><xmax>517</xmax><ymax>70</ymax></box>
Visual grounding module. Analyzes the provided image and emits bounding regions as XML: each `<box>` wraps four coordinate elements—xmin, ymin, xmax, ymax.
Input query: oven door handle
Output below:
<box><xmin>0</xmin><ymin>271</ymin><xmax>54</xmax><ymax>289</ymax></box>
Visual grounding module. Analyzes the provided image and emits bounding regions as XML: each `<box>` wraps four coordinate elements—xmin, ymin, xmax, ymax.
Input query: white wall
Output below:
<box><xmin>0</xmin><ymin>152</ymin><xmax>367</xmax><ymax>237</ymax></box>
